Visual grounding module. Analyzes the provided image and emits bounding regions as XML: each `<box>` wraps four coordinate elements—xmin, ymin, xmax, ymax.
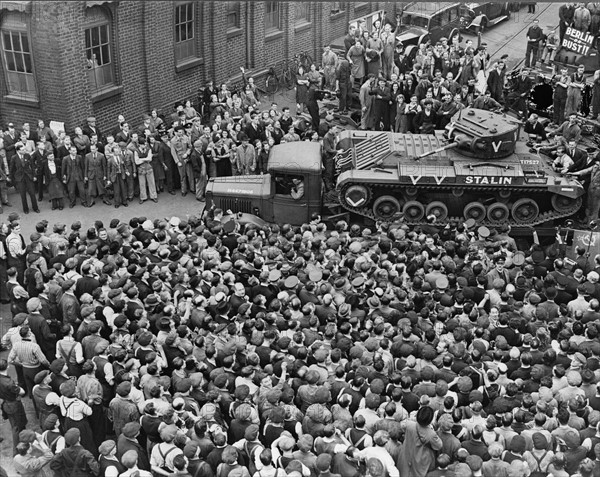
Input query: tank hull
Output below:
<box><xmin>334</xmin><ymin>113</ymin><xmax>585</xmax><ymax>227</ymax></box>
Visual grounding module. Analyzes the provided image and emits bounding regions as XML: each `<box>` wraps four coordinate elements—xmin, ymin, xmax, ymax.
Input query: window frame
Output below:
<box><xmin>83</xmin><ymin>6</ymin><xmax>118</xmax><ymax>98</ymax></box>
<box><xmin>295</xmin><ymin>2</ymin><xmax>311</xmax><ymax>25</ymax></box>
<box><xmin>330</xmin><ymin>1</ymin><xmax>345</xmax><ymax>16</ymax></box>
<box><xmin>174</xmin><ymin>1</ymin><xmax>198</xmax><ymax>65</ymax></box>
<box><xmin>0</xmin><ymin>15</ymin><xmax>37</xmax><ymax>102</ymax></box>
<box><xmin>226</xmin><ymin>1</ymin><xmax>241</xmax><ymax>32</ymax></box>
<box><xmin>265</xmin><ymin>1</ymin><xmax>281</xmax><ymax>33</ymax></box>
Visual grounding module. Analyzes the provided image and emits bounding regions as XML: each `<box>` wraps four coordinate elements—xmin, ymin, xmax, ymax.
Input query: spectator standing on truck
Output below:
<box><xmin>335</xmin><ymin>54</ymin><xmax>352</xmax><ymax>115</ymax></box>
<box><xmin>487</xmin><ymin>60</ymin><xmax>506</xmax><ymax>104</ymax></box>
<box><xmin>322</xmin><ymin>126</ymin><xmax>340</xmax><ymax>192</ymax></box>
<box><xmin>525</xmin><ymin>19</ymin><xmax>544</xmax><ymax>68</ymax></box>
<box><xmin>359</xmin><ymin>75</ymin><xmax>376</xmax><ymax>130</ymax></box>
<box><xmin>369</xmin><ymin>78</ymin><xmax>391</xmax><ymax>131</ymax></box>
<box><xmin>322</xmin><ymin>45</ymin><xmax>338</xmax><ymax>91</ymax></box>
<box><xmin>553</xmin><ymin>67</ymin><xmax>571</xmax><ymax>125</ymax></box>
<box><xmin>343</xmin><ymin>24</ymin><xmax>357</xmax><ymax>54</ymax></box>
<box><xmin>380</xmin><ymin>23</ymin><xmax>395</xmax><ymax>80</ymax></box>
<box><xmin>347</xmin><ymin>38</ymin><xmax>366</xmax><ymax>91</ymax></box>
<box><xmin>565</xmin><ymin>64</ymin><xmax>587</xmax><ymax>118</ymax></box>
<box><xmin>559</xmin><ymin>3</ymin><xmax>575</xmax><ymax>41</ymax></box>
<box><xmin>574</xmin><ymin>3</ymin><xmax>592</xmax><ymax>31</ymax></box>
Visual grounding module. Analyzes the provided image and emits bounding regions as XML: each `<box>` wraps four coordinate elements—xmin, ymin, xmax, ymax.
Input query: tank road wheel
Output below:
<box><xmin>401</xmin><ymin>200</ymin><xmax>425</xmax><ymax>221</ymax></box>
<box><xmin>343</xmin><ymin>185</ymin><xmax>371</xmax><ymax>208</ymax></box>
<box><xmin>425</xmin><ymin>201</ymin><xmax>448</xmax><ymax>221</ymax></box>
<box><xmin>495</xmin><ymin>190</ymin><xmax>511</xmax><ymax>202</ymax></box>
<box><xmin>487</xmin><ymin>202</ymin><xmax>510</xmax><ymax>223</ymax></box>
<box><xmin>373</xmin><ymin>195</ymin><xmax>402</xmax><ymax>220</ymax></box>
<box><xmin>405</xmin><ymin>187</ymin><xmax>418</xmax><ymax>198</ymax></box>
<box><xmin>551</xmin><ymin>194</ymin><xmax>583</xmax><ymax>213</ymax></box>
<box><xmin>511</xmin><ymin>198</ymin><xmax>540</xmax><ymax>224</ymax></box>
<box><xmin>463</xmin><ymin>201</ymin><xmax>486</xmax><ymax>223</ymax></box>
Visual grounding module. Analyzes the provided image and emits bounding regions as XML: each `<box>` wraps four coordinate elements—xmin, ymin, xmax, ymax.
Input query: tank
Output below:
<box><xmin>335</xmin><ymin>108</ymin><xmax>586</xmax><ymax>227</ymax></box>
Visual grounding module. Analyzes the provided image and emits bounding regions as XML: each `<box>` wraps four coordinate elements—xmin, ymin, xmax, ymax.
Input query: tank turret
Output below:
<box><xmin>444</xmin><ymin>108</ymin><xmax>522</xmax><ymax>159</ymax></box>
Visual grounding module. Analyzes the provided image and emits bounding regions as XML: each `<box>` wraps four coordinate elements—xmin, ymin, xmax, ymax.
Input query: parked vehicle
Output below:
<box><xmin>459</xmin><ymin>2</ymin><xmax>511</xmax><ymax>34</ymax></box>
<box><xmin>396</xmin><ymin>2</ymin><xmax>463</xmax><ymax>57</ymax></box>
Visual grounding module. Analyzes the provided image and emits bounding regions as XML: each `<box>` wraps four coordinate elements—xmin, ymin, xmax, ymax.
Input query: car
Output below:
<box><xmin>396</xmin><ymin>2</ymin><xmax>463</xmax><ymax>58</ymax></box>
<box><xmin>459</xmin><ymin>2</ymin><xmax>511</xmax><ymax>34</ymax></box>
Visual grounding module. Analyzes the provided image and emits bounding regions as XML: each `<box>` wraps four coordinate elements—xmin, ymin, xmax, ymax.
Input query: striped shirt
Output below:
<box><xmin>8</xmin><ymin>339</ymin><xmax>49</xmax><ymax>368</ymax></box>
<box><xmin>6</xmin><ymin>232</ymin><xmax>25</xmax><ymax>257</ymax></box>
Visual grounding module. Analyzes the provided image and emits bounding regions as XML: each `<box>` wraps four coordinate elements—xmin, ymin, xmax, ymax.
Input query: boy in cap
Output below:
<box><xmin>49</xmin><ymin>428</ymin><xmax>99</xmax><ymax>476</ymax></box>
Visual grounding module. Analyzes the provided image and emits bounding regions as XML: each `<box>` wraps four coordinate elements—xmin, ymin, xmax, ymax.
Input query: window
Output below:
<box><xmin>174</xmin><ymin>2</ymin><xmax>197</xmax><ymax>63</ymax></box>
<box><xmin>331</xmin><ymin>2</ymin><xmax>345</xmax><ymax>15</ymax></box>
<box><xmin>227</xmin><ymin>2</ymin><xmax>241</xmax><ymax>30</ymax></box>
<box><xmin>265</xmin><ymin>1</ymin><xmax>280</xmax><ymax>32</ymax></box>
<box><xmin>295</xmin><ymin>3</ymin><xmax>310</xmax><ymax>24</ymax></box>
<box><xmin>448</xmin><ymin>7</ymin><xmax>459</xmax><ymax>22</ymax></box>
<box><xmin>84</xmin><ymin>7</ymin><xmax>115</xmax><ymax>92</ymax></box>
<box><xmin>0</xmin><ymin>14</ymin><xmax>37</xmax><ymax>100</ymax></box>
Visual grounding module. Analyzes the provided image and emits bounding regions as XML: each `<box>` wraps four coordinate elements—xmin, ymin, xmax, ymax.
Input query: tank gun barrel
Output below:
<box><xmin>414</xmin><ymin>141</ymin><xmax>459</xmax><ymax>161</ymax></box>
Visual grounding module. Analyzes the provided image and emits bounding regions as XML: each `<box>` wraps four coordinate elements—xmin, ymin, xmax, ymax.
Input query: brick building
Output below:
<box><xmin>0</xmin><ymin>1</ymin><xmax>391</xmax><ymax>134</ymax></box>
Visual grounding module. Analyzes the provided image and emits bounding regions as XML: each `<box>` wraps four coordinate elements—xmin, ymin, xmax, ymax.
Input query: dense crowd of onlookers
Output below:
<box><xmin>4</xmin><ymin>4</ymin><xmax>600</xmax><ymax>477</ymax></box>
<box><xmin>0</xmin><ymin>209</ymin><xmax>600</xmax><ymax>477</ymax></box>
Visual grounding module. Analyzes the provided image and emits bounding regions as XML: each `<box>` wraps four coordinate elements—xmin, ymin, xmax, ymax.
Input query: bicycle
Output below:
<box><xmin>281</xmin><ymin>58</ymin><xmax>297</xmax><ymax>90</ymax></box>
<box><xmin>264</xmin><ymin>66</ymin><xmax>280</xmax><ymax>95</ymax></box>
<box><xmin>296</xmin><ymin>51</ymin><xmax>314</xmax><ymax>69</ymax></box>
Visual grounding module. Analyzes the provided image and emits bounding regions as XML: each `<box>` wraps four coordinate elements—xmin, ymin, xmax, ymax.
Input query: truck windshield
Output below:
<box><xmin>401</xmin><ymin>13</ymin><xmax>429</xmax><ymax>29</ymax></box>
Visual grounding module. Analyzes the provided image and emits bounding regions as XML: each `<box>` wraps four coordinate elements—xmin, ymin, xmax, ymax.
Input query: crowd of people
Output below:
<box><xmin>3</xmin><ymin>4</ymin><xmax>600</xmax><ymax>477</ymax></box>
<box><xmin>1</xmin><ymin>206</ymin><xmax>600</xmax><ymax>477</ymax></box>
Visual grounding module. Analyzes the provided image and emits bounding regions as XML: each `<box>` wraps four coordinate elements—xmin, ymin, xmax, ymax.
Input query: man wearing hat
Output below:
<box><xmin>0</xmin><ymin>358</ymin><xmax>27</xmax><ymax>454</ymax></box>
<box><xmin>118</xmin><ymin>422</ymin><xmax>151</xmax><ymax>472</ymax></box>
<box><xmin>99</xmin><ymin>439</ymin><xmax>126</xmax><ymax>476</ymax></box>
<box><xmin>235</xmin><ymin>133</ymin><xmax>256</xmax><ymax>175</ymax></box>
<box><xmin>32</xmin><ymin>369</ymin><xmax>59</xmax><ymax>426</ymax></box>
<box><xmin>82</xmin><ymin>116</ymin><xmax>103</xmax><ymax>144</ymax></box>
<box><xmin>49</xmin><ymin>428</ymin><xmax>99</xmax><ymax>476</ymax></box>
<box><xmin>121</xmin><ymin>449</ymin><xmax>153</xmax><ymax>477</ymax></box>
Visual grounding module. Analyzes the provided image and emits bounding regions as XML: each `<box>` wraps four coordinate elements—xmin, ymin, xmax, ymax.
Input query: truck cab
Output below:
<box><xmin>205</xmin><ymin>142</ymin><xmax>322</xmax><ymax>225</ymax></box>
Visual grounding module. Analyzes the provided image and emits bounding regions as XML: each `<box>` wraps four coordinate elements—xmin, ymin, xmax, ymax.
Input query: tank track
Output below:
<box><xmin>337</xmin><ymin>182</ymin><xmax>583</xmax><ymax>228</ymax></box>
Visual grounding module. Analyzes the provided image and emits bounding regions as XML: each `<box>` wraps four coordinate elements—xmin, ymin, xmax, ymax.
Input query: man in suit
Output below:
<box><xmin>244</xmin><ymin>113</ymin><xmax>264</xmax><ymax>144</ymax></box>
<box><xmin>9</xmin><ymin>143</ymin><xmax>39</xmax><ymax>214</ymax></box>
<box><xmin>106</xmin><ymin>147</ymin><xmax>128</xmax><ymax>209</ymax></box>
<box><xmin>62</xmin><ymin>145</ymin><xmax>87</xmax><ymax>208</ymax></box>
<box><xmin>84</xmin><ymin>143</ymin><xmax>110</xmax><ymax>207</ymax></box>
<box><xmin>82</xmin><ymin>116</ymin><xmax>103</xmax><ymax>143</ymax></box>
<box><xmin>31</xmin><ymin>141</ymin><xmax>48</xmax><ymax>202</ymax></box>
<box><xmin>3</xmin><ymin>122</ymin><xmax>19</xmax><ymax>156</ymax></box>
<box><xmin>566</xmin><ymin>139</ymin><xmax>589</xmax><ymax>173</ymax></box>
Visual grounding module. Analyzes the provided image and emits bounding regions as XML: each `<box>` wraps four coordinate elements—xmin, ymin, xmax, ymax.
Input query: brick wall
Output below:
<box><xmin>0</xmin><ymin>1</ymin><xmax>396</xmax><ymax>134</ymax></box>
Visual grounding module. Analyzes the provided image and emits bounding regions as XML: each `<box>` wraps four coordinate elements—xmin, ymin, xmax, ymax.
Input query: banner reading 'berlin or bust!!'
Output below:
<box><xmin>562</xmin><ymin>26</ymin><xmax>594</xmax><ymax>55</ymax></box>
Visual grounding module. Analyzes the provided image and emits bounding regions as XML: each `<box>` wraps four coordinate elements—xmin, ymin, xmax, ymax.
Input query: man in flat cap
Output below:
<box><xmin>50</xmin><ymin>428</ymin><xmax>99</xmax><ymax>476</ymax></box>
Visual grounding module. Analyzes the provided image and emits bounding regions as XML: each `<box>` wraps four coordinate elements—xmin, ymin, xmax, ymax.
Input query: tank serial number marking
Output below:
<box><xmin>464</xmin><ymin>176</ymin><xmax>513</xmax><ymax>185</ymax></box>
<box><xmin>226</xmin><ymin>189</ymin><xmax>255</xmax><ymax>195</ymax></box>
